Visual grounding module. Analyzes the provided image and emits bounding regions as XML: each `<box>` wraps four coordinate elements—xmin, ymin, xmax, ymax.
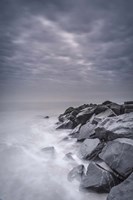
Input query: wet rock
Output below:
<box><xmin>79</xmin><ymin>139</ymin><xmax>100</xmax><ymax>159</ymax></box>
<box><xmin>69</xmin><ymin>124</ymin><xmax>81</xmax><ymax>138</ymax></box>
<box><xmin>67</xmin><ymin>165</ymin><xmax>85</xmax><ymax>182</ymax></box>
<box><xmin>107</xmin><ymin>173</ymin><xmax>133</xmax><ymax>200</ymax></box>
<box><xmin>80</xmin><ymin>162</ymin><xmax>120</xmax><ymax>193</ymax></box>
<box><xmin>56</xmin><ymin>120</ymin><xmax>74</xmax><ymax>129</ymax></box>
<box><xmin>102</xmin><ymin>100</ymin><xmax>113</xmax><ymax>105</ymax></box>
<box><xmin>64</xmin><ymin>107</ymin><xmax>74</xmax><ymax>115</ymax></box>
<box><xmin>63</xmin><ymin>152</ymin><xmax>75</xmax><ymax>161</ymax></box>
<box><xmin>76</xmin><ymin>107</ymin><xmax>95</xmax><ymax>124</ymax></box>
<box><xmin>109</xmin><ymin>103</ymin><xmax>122</xmax><ymax>115</ymax></box>
<box><xmin>99</xmin><ymin>138</ymin><xmax>133</xmax><ymax>178</ymax></box>
<box><xmin>90</xmin><ymin>127</ymin><xmax>118</xmax><ymax>141</ymax></box>
<box><xmin>95</xmin><ymin>108</ymin><xmax>116</xmax><ymax>119</ymax></box>
<box><xmin>77</xmin><ymin>122</ymin><xmax>96</xmax><ymax>141</ymax></box>
<box><xmin>93</xmin><ymin>113</ymin><xmax>133</xmax><ymax>141</ymax></box>
<box><xmin>44</xmin><ymin>116</ymin><xmax>49</xmax><ymax>119</ymax></box>
<box><xmin>41</xmin><ymin>146</ymin><xmax>55</xmax><ymax>158</ymax></box>
<box><xmin>124</xmin><ymin>101</ymin><xmax>133</xmax><ymax>105</ymax></box>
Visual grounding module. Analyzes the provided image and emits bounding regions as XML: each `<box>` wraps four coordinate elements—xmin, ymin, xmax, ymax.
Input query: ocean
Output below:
<box><xmin>0</xmin><ymin>106</ymin><xmax>107</xmax><ymax>200</ymax></box>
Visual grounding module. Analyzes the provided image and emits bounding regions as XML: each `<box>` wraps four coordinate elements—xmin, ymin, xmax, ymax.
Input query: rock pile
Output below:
<box><xmin>57</xmin><ymin>101</ymin><xmax>133</xmax><ymax>199</ymax></box>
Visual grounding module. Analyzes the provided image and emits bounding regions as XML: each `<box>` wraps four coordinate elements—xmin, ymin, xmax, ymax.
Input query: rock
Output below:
<box><xmin>69</xmin><ymin>124</ymin><xmax>81</xmax><ymax>138</ymax></box>
<box><xmin>76</xmin><ymin>107</ymin><xmax>95</xmax><ymax>124</ymax></box>
<box><xmin>64</xmin><ymin>107</ymin><xmax>74</xmax><ymax>115</ymax></box>
<box><xmin>77</xmin><ymin>122</ymin><xmax>96</xmax><ymax>141</ymax></box>
<box><xmin>102</xmin><ymin>100</ymin><xmax>113</xmax><ymax>105</ymax></box>
<box><xmin>125</xmin><ymin>108</ymin><xmax>133</xmax><ymax>113</ymax></box>
<box><xmin>67</xmin><ymin>165</ymin><xmax>85</xmax><ymax>182</ymax></box>
<box><xmin>56</xmin><ymin>120</ymin><xmax>74</xmax><ymax>129</ymax></box>
<box><xmin>109</xmin><ymin>103</ymin><xmax>122</xmax><ymax>115</ymax></box>
<box><xmin>63</xmin><ymin>153</ymin><xmax>75</xmax><ymax>161</ymax></box>
<box><xmin>80</xmin><ymin>162</ymin><xmax>120</xmax><ymax>193</ymax></box>
<box><xmin>79</xmin><ymin>138</ymin><xmax>101</xmax><ymax>159</ymax></box>
<box><xmin>95</xmin><ymin>108</ymin><xmax>116</xmax><ymax>120</ymax></box>
<box><xmin>93</xmin><ymin>113</ymin><xmax>133</xmax><ymax>141</ymax></box>
<box><xmin>90</xmin><ymin>127</ymin><xmax>118</xmax><ymax>141</ymax></box>
<box><xmin>99</xmin><ymin>138</ymin><xmax>133</xmax><ymax>178</ymax></box>
<box><xmin>124</xmin><ymin>101</ymin><xmax>133</xmax><ymax>105</ymax></box>
<box><xmin>44</xmin><ymin>116</ymin><xmax>49</xmax><ymax>119</ymax></box>
<box><xmin>41</xmin><ymin>146</ymin><xmax>55</xmax><ymax>158</ymax></box>
<box><xmin>107</xmin><ymin>172</ymin><xmax>133</xmax><ymax>200</ymax></box>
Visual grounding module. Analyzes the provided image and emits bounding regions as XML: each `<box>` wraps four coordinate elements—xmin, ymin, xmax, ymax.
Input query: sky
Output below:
<box><xmin>0</xmin><ymin>0</ymin><xmax>133</xmax><ymax>104</ymax></box>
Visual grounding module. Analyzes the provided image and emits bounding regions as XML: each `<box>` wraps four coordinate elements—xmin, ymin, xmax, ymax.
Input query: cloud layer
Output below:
<box><xmin>0</xmin><ymin>0</ymin><xmax>133</xmax><ymax>102</ymax></box>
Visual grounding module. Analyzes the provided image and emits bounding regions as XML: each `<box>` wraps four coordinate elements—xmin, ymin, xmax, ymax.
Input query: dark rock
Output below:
<box><xmin>102</xmin><ymin>101</ymin><xmax>113</xmax><ymax>105</ymax></box>
<box><xmin>99</xmin><ymin>138</ymin><xmax>133</xmax><ymax>178</ymax></box>
<box><xmin>94</xmin><ymin>108</ymin><xmax>116</xmax><ymax>120</ymax></box>
<box><xmin>80</xmin><ymin>162</ymin><xmax>120</xmax><ymax>193</ymax></box>
<box><xmin>41</xmin><ymin>146</ymin><xmax>55</xmax><ymax>158</ymax></box>
<box><xmin>124</xmin><ymin>101</ymin><xmax>133</xmax><ymax>105</ymax></box>
<box><xmin>44</xmin><ymin>116</ymin><xmax>49</xmax><ymax>119</ymax></box>
<box><xmin>107</xmin><ymin>172</ymin><xmax>133</xmax><ymax>200</ymax></box>
<box><xmin>109</xmin><ymin>103</ymin><xmax>121</xmax><ymax>115</ymax></box>
<box><xmin>76</xmin><ymin>107</ymin><xmax>95</xmax><ymax>124</ymax></box>
<box><xmin>64</xmin><ymin>107</ymin><xmax>74</xmax><ymax>115</ymax></box>
<box><xmin>125</xmin><ymin>108</ymin><xmax>133</xmax><ymax>113</ymax></box>
<box><xmin>90</xmin><ymin>127</ymin><xmax>118</xmax><ymax>141</ymax></box>
<box><xmin>77</xmin><ymin>122</ymin><xmax>96</xmax><ymax>141</ymax></box>
<box><xmin>56</xmin><ymin>120</ymin><xmax>74</xmax><ymax>129</ymax></box>
<box><xmin>63</xmin><ymin>152</ymin><xmax>75</xmax><ymax>161</ymax></box>
<box><xmin>67</xmin><ymin>165</ymin><xmax>85</xmax><ymax>182</ymax></box>
<box><xmin>79</xmin><ymin>138</ymin><xmax>100</xmax><ymax>159</ymax></box>
<box><xmin>93</xmin><ymin>113</ymin><xmax>133</xmax><ymax>141</ymax></box>
<box><xmin>69</xmin><ymin>124</ymin><xmax>81</xmax><ymax>138</ymax></box>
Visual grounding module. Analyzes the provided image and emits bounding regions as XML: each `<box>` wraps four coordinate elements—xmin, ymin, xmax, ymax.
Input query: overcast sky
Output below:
<box><xmin>0</xmin><ymin>0</ymin><xmax>133</xmax><ymax>104</ymax></box>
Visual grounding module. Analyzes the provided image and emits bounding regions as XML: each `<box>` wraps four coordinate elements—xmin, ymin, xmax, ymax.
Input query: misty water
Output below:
<box><xmin>0</xmin><ymin>109</ymin><xmax>107</xmax><ymax>200</ymax></box>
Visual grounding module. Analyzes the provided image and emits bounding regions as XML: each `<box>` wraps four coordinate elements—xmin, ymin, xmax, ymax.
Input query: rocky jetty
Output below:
<box><xmin>56</xmin><ymin>101</ymin><xmax>133</xmax><ymax>199</ymax></box>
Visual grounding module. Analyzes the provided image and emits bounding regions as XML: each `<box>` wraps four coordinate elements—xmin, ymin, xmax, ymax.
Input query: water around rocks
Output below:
<box><xmin>0</xmin><ymin>110</ymin><xmax>107</xmax><ymax>200</ymax></box>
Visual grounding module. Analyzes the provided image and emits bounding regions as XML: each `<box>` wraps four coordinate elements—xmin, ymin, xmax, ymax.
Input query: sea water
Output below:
<box><xmin>0</xmin><ymin>109</ymin><xmax>107</xmax><ymax>200</ymax></box>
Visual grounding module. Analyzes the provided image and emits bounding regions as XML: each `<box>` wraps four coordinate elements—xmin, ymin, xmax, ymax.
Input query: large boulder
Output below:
<box><xmin>77</xmin><ymin>121</ymin><xmax>96</xmax><ymax>141</ymax></box>
<box><xmin>92</xmin><ymin>113</ymin><xmax>133</xmax><ymax>141</ymax></box>
<box><xmin>99</xmin><ymin>138</ymin><xmax>133</xmax><ymax>178</ymax></box>
<box><xmin>90</xmin><ymin>127</ymin><xmax>118</xmax><ymax>141</ymax></box>
<box><xmin>95</xmin><ymin>108</ymin><xmax>116</xmax><ymax>119</ymax></box>
<box><xmin>67</xmin><ymin>165</ymin><xmax>85</xmax><ymax>182</ymax></box>
<box><xmin>79</xmin><ymin>138</ymin><xmax>101</xmax><ymax>159</ymax></box>
<box><xmin>80</xmin><ymin>162</ymin><xmax>120</xmax><ymax>193</ymax></box>
<box><xmin>107</xmin><ymin>172</ymin><xmax>133</xmax><ymax>200</ymax></box>
<box><xmin>76</xmin><ymin>107</ymin><xmax>95</xmax><ymax>124</ymax></box>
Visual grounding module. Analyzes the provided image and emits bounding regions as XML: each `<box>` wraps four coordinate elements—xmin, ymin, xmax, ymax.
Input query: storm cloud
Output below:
<box><xmin>0</xmin><ymin>0</ymin><xmax>133</xmax><ymax>103</ymax></box>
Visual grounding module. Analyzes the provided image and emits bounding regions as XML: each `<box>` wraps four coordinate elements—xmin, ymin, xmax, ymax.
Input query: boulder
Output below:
<box><xmin>69</xmin><ymin>124</ymin><xmax>81</xmax><ymax>138</ymax></box>
<box><xmin>93</xmin><ymin>113</ymin><xmax>133</xmax><ymax>141</ymax></box>
<box><xmin>76</xmin><ymin>107</ymin><xmax>95</xmax><ymax>124</ymax></box>
<box><xmin>63</xmin><ymin>152</ymin><xmax>75</xmax><ymax>161</ymax></box>
<box><xmin>67</xmin><ymin>165</ymin><xmax>85</xmax><ymax>182</ymax></box>
<box><xmin>102</xmin><ymin>101</ymin><xmax>113</xmax><ymax>105</ymax></box>
<box><xmin>80</xmin><ymin>162</ymin><xmax>120</xmax><ymax>193</ymax></box>
<box><xmin>44</xmin><ymin>116</ymin><xmax>49</xmax><ymax>119</ymax></box>
<box><xmin>107</xmin><ymin>172</ymin><xmax>133</xmax><ymax>200</ymax></box>
<box><xmin>124</xmin><ymin>101</ymin><xmax>133</xmax><ymax>105</ymax></box>
<box><xmin>64</xmin><ymin>107</ymin><xmax>74</xmax><ymax>115</ymax></box>
<box><xmin>77</xmin><ymin>122</ymin><xmax>96</xmax><ymax>141</ymax></box>
<box><xmin>90</xmin><ymin>127</ymin><xmax>118</xmax><ymax>141</ymax></box>
<box><xmin>79</xmin><ymin>138</ymin><xmax>101</xmax><ymax>159</ymax></box>
<box><xmin>41</xmin><ymin>146</ymin><xmax>55</xmax><ymax>158</ymax></box>
<box><xmin>99</xmin><ymin>138</ymin><xmax>133</xmax><ymax>178</ymax></box>
<box><xmin>56</xmin><ymin>120</ymin><xmax>74</xmax><ymax>129</ymax></box>
<box><xmin>95</xmin><ymin>108</ymin><xmax>116</xmax><ymax>120</ymax></box>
